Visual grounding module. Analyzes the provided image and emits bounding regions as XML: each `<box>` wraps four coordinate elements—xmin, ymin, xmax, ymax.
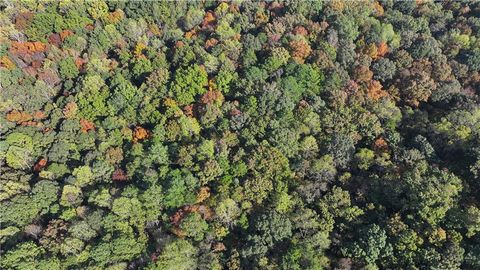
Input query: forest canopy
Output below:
<box><xmin>1</xmin><ymin>1</ymin><xmax>480</xmax><ymax>269</ymax></box>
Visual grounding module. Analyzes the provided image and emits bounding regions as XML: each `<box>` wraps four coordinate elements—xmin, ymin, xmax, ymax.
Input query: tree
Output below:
<box><xmin>76</xmin><ymin>75</ymin><xmax>110</xmax><ymax>120</ymax></box>
<box><xmin>69</xmin><ymin>220</ymin><xmax>97</xmax><ymax>241</ymax></box>
<box><xmin>0</xmin><ymin>169</ymin><xmax>30</xmax><ymax>201</ymax></box>
<box><xmin>355</xmin><ymin>148</ymin><xmax>375</xmax><ymax>170</ymax></box>
<box><xmin>403</xmin><ymin>166</ymin><xmax>462</xmax><ymax>225</ymax></box>
<box><xmin>1</xmin><ymin>181</ymin><xmax>59</xmax><ymax>227</ymax></box>
<box><xmin>179</xmin><ymin>212</ymin><xmax>209</xmax><ymax>241</ymax></box>
<box><xmin>5</xmin><ymin>132</ymin><xmax>33</xmax><ymax>170</ymax></box>
<box><xmin>108</xmin><ymin>74</ymin><xmax>143</xmax><ymax>122</ymax></box>
<box><xmin>72</xmin><ymin>166</ymin><xmax>93</xmax><ymax>187</ymax></box>
<box><xmin>242</xmin><ymin>211</ymin><xmax>293</xmax><ymax>260</ymax></box>
<box><xmin>182</xmin><ymin>8</ymin><xmax>205</xmax><ymax>30</ymax></box>
<box><xmin>335</xmin><ymin>15</ymin><xmax>359</xmax><ymax>41</ymax></box>
<box><xmin>0</xmin><ymin>241</ymin><xmax>46</xmax><ymax>270</ymax></box>
<box><xmin>244</xmin><ymin>146</ymin><xmax>292</xmax><ymax>204</ymax></box>
<box><xmin>462</xmin><ymin>49</ymin><xmax>480</xmax><ymax>72</ymax></box>
<box><xmin>163</xmin><ymin>169</ymin><xmax>199</xmax><ymax>209</ymax></box>
<box><xmin>60</xmin><ymin>185</ymin><xmax>83</xmax><ymax>207</ymax></box>
<box><xmin>111</xmin><ymin>196</ymin><xmax>146</xmax><ymax>227</ymax></box>
<box><xmin>342</xmin><ymin>224</ymin><xmax>392</xmax><ymax>266</ymax></box>
<box><xmin>372</xmin><ymin>58</ymin><xmax>396</xmax><ymax>81</ymax></box>
<box><xmin>289</xmin><ymin>38</ymin><xmax>312</xmax><ymax>64</ymax></box>
<box><xmin>169</xmin><ymin>65</ymin><xmax>208</xmax><ymax>105</ymax></box>
<box><xmin>58</xmin><ymin>57</ymin><xmax>79</xmax><ymax>80</ymax></box>
<box><xmin>151</xmin><ymin>239</ymin><xmax>198</xmax><ymax>270</ymax></box>
<box><xmin>215</xmin><ymin>198</ymin><xmax>241</xmax><ymax>227</ymax></box>
<box><xmin>400</xmin><ymin>71</ymin><xmax>437</xmax><ymax>107</ymax></box>
<box><xmin>319</xmin><ymin>186</ymin><xmax>363</xmax><ymax>221</ymax></box>
<box><xmin>282</xmin><ymin>206</ymin><xmax>332</xmax><ymax>270</ymax></box>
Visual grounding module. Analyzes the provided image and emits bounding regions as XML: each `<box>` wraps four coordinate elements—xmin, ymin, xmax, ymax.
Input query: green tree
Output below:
<box><xmin>355</xmin><ymin>148</ymin><xmax>375</xmax><ymax>170</ymax></box>
<box><xmin>72</xmin><ymin>166</ymin><xmax>93</xmax><ymax>187</ymax></box>
<box><xmin>60</xmin><ymin>185</ymin><xmax>83</xmax><ymax>207</ymax></box>
<box><xmin>151</xmin><ymin>239</ymin><xmax>198</xmax><ymax>270</ymax></box>
<box><xmin>1</xmin><ymin>181</ymin><xmax>58</xmax><ymax>227</ymax></box>
<box><xmin>242</xmin><ymin>211</ymin><xmax>293</xmax><ymax>259</ymax></box>
<box><xmin>5</xmin><ymin>132</ymin><xmax>33</xmax><ymax>170</ymax></box>
<box><xmin>179</xmin><ymin>212</ymin><xmax>209</xmax><ymax>241</ymax></box>
<box><xmin>342</xmin><ymin>224</ymin><xmax>392</xmax><ymax>266</ymax></box>
<box><xmin>169</xmin><ymin>65</ymin><xmax>208</xmax><ymax>105</ymax></box>
<box><xmin>163</xmin><ymin>169</ymin><xmax>199</xmax><ymax>209</ymax></box>
<box><xmin>76</xmin><ymin>75</ymin><xmax>110</xmax><ymax>120</ymax></box>
<box><xmin>403</xmin><ymin>165</ymin><xmax>462</xmax><ymax>225</ymax></box>
<box><xmin>58</xmin><ymin>57</ymin><xmax>79</xmax><ymax>80</ymax></box>
<box><xmin>0</xmin><ymin>242</ymin><xmax>46</xmax><ymax>270</ymax></box>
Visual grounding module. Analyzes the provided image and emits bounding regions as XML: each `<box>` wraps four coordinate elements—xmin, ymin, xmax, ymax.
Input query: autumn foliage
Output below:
<box><xmin>6</xmin><ymin>110</ymin><xmax>33</xmax><ymax>123</ymax></box>
<box><xmin>2</xmin><ymin>2</ymin><xmax>480</xmax><ymax>270</ymax></box>
<box><xmin>112</xmin><ymin>168</ymin><xmax>128</xmax><ymax>181</ymax></box>
<box><xmin>289</xmin><ymin>39</ymin><xmax>312</xmax><ymax>63</ymax></box>
<box><xmin>9</xmin><ymin>41</ymin><xmax>47</xmax><ymax>55</ymax></box>
<box><xmin>366</xmin><ymin>80</ymin><xmax>388</xmax><ymax>101</ymax></box>
<box><xmin>80</xmin><ymin>119</ymin><xmax>95</xmax><ymax>133</ymax></box>
<box><xmin>133</xmin><ymin>126</ymin><xmax>150</xmax><ymax>142</ymax></box>
<box><xmin>33</xmin><ymin>158</ymin><xmax>47</xmax><ymax>172</ymax></box>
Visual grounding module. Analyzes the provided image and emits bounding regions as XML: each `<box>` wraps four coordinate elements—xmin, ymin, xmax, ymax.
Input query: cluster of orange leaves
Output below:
<box><xmin>354</xmin><ymin>65</ymin><xmax>373</xmax><ymax>83</ymax></box>
<box><xmin>376</xmin><ymin>42</ymin><xmax>389</xmax><ymax>58</ymax></box>
<box><xmin>293</xmin><ymin>26</ymin><xmax>308</xmax><ymax>36</ymax></box>
<box><xmin>85</xmin><ymin>24</ymin><xmax>95</xmax><ymax>31</ymax></box>
<box><xmin>9</xmin><ymin>41</ymin><xmax>47</xmax><ymax>55</ymax></box>
<box><xmin>6</xmin><ymin>110</ymin><xmax>32</xmax><ymax>123</ymax></box>
<box><xmin>33</xmin><ymin>158</ymin><xmax>48</xmax><ymax>172</ymax></box>
<box><xmin>185</xmin><ymin>29</ymin><xmax>197</xmax><ymax>39</ymax></box>
<box><xmin>204</xmin><ymin>38</ymin><xmax>218</xmax><ymax>49</ymax></box>
<box><xmin>183</xmin><ymin>105</ymin><xmax>194</xmax><ymax>117</ymax></box>
<box><xmin>373</xmin><ymin>137</ymin><xmax>389</xmax><ymax>154</ymax></box>
<box><xmin>0</xmin><ymin>55</ymin><xmax>15</xmax><ymax>69</ymax></box>
<box><xmin>175</xmin><ymin>40</ymin><xmax>185</xmax><ymax>48</ymax></box>
<box><xmin>363</xmin><ymin>41</ymin><xmax>389</xmax><ymax>60</ymax></box>
<box><xmin>373</xmin><ymin>1</ymin><xmax>385</xmax><ymax>17</ymax></box>
<box><xmin>74</xmin><ymin>57</ymin><xmax>86</xmax><ymax>70</ymax></box>
<box><xmin>80</xmin><ymin>119</ymin><xmax>95</xmax><ymax>133</ymax></box>
<box><xmin>6</xmin><ymin>110</ymin><xmax>46</xmax><ymax>127</ymax></box>
<box><xmin>255</xmin><ymin>10</ymin><xmax>269</xmax><ymax>25</ymax></box>
<box><xmin>133</xmin><ymin>126</ymin><xmax>150</xmax><ymax>142</ymax></box>
<box><xmin>14</xmin><ymin>12</ymin><xmax>33</xmax><ymax>30</ymax></box>
<box><xmin>60</xmin><ymin>30</ymin><xmax>74</xmax><ymax>41</ymax></box>
<box><xmin>63</xmin><ymin>102</ymin><xmax>78</xmax><ymax>119</ymax></box>
<box><xmin>196</xmin><ymin>186</ymin><xmax>211</xmax><ymax>203</ymax></box>
<box><xmin>230</xmin><ymin>101</ymin><xmax>242</xmax><ymax>116</ymax></box>
<box><xmin>202</xmin><ymin>11</ymin><xmax>216</xmax><ymax>28</ymax></box>
<box><xmin>289</xmin><ymin>39</ymin><xmax>312</xmax><ymax>64</ymax></box>
<box><xmin>366</xmin><ymin>80</ymin><xmax>388</xmax><ymax>101</ymax></box>
<box><xmin>229</xmin><ymin>3</ymin><xmax>240</xmax><ymax>14</ymax></box>
<box><xmin>105</xmin><ymin>9</ymin><xmax>124</xmax><ymax>24</ymax></box>
<box><xmin>112</xmin><ymin>168</ymin><xmax>128</xmax><ymax>181</ymax></box>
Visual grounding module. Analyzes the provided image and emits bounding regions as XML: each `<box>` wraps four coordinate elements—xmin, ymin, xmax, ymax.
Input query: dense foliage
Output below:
<box><xmin>1</xmin><ymin>1</ymin><xmax>480</xmax><ymax>269</ymax></box>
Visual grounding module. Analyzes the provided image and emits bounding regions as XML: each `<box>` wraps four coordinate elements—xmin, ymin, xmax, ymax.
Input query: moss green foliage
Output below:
<box><xmin>1</xmin><ymin>1</ymin><xmax>480</xmax><ymax>269</ymax></box>
<box><xmin>58</xmin><ymin>57</ymin><xmax>79</xmax><ymax>80</ymax></box>
<box><xmin>169</xmin><ymin>64</ymin><xmax>208</xmax><ymax>105</ymax></box>
<box><xmin>5</xmin><ymin>132</ymin><xmax>33</xmax><ymax>169</ymax></box>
